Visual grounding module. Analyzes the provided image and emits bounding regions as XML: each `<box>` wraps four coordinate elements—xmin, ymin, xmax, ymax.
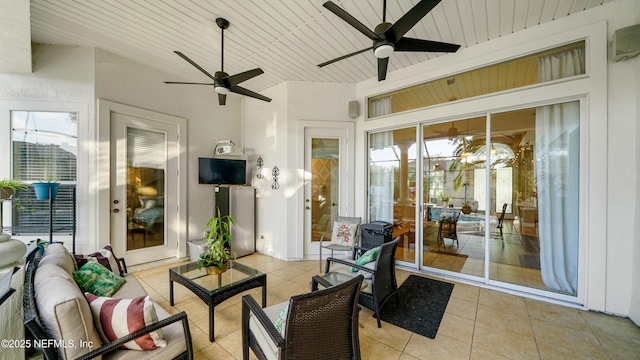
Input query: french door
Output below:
<box><xmin>301</xmin><ymin>122</ymin><xmax>354</xmax><ymax>258</ymax></box>
<box><xmin>110</xmin><ymin>112</ymin><xmax>179</xmax><ymax>265</ymax></box>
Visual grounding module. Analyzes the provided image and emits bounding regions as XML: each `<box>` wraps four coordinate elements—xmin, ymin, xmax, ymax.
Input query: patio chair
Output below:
<box><xmin>496</xmin><ymin>203</ymin><xmax>507</xmax><ymax>246</ymax></box>
<box><xmin>242</xmin><ymin>275</ymin><xmax>364</xmax><ymax>360</ymax></box>
<box><xmin>318</xmin><ymin>216</ymin><xmax>361</xmax><ymax>272</ymax></box>
<box><xmin>316</xmin><ymin>237</ymin><xmax>400</xmax><ymax>328</ymax></box>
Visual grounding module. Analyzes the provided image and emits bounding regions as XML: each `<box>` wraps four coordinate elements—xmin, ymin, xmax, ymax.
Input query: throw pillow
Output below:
<box><xmin>85</xmin><ymin>293</ymin><xmax>167</xmax><ymax>350</ymax></box>
<box><xmin>73</xmin><ymin>261</ymin><xmax>126</xmax><ymax>297</ymax></box>
<box><xmin>350</xmin><ymin>246</ymin><xmax>380</xmax><ymax>272</ymax></box>
<box><xmin>74</xmin><ymin>245</ymin><xmax>124</xmax><ymax>276</ymax></box>
<box><xmin>331</xmin><ymin>222</ymin><xmax>358</xmax><ymax>247</ymax></box>
<box><xmin>273</xmin><ymin>303</ymin><xmax>289</xmax><ymax>336</ymax></box>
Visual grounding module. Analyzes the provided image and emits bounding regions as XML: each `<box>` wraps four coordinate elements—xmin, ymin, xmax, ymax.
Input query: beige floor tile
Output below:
<box><xmin>358</xmin><ymin>316</ymin><xmax>412</xmax><ymax>351</ymax></box>
<box><xmin>470</xmin><ymin>346</ymin><xmax>510</xmax><ymax>360</ymax></box>
<box><xmin>475</xmin><ymin>303</ymin><xmax>534</xmax><ymax>338</ymax></box>
<box><xmin>451</xmin><ymin>282</ymin><xmax>480</xmax><ymax>302</ymax></box>
<box><xmin>472</xmin><ymin>322</ymin><xmax>539</xmax><ymax>359</ymax></box>
<box><xmin>360</xmin><ymin>334</ymin><xmax>403</xmax><ymax>360</ymax></box>
<box><xmin>536</xmin><ymin>340</ymin><xmax>608</xmax><ymax>360</ymax></box>
<box><xmin>437</xmin><ymin>313</ymin><xmax>475</xmax><ymax>344</ymax></box>
<box><xmin>267</xmin><ymin>280</ymin><xmax>310</xmax><ymax>300</ymax></box>
<box><xmin>215</xmin><ymin>328</ymin><xmax>246</xmax><ymax>360</ymax></box>
<box><xmin>478</xmin><ymin>288</ymin><xmax>527</xmax><ymax>315</ymax></box>
<box><xmin>399</xmin><ymin>353</ymin><xmax>421</xmax><ymax>360</ymax></box>
<box><xmin>531</xmin><ymin>318</ymin><xmax>607</xmax><ymax>358</ymax></box>
<box><xmin>193</xmin><ymin>342</ymin><xmax>235</xmax><ymax>360</ymax></box>
<box><xmin>445</xmin><ymin>296</ymin><xmax>478</xmax><ymax>321</ymax></box>
<box><xmin>404</xmin><ymin>333</ymin><xmax>471</xmax><ymax>360</ymax></box>
<box><xmin>525</xmin><ymin>298</ymin><xmax>588</xmax><ymax>330</ymax></box>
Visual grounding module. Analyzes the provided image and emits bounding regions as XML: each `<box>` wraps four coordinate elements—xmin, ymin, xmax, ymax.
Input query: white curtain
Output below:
<box><xmin>369</xmin><ymin>131</ymin><xmax>394</xmax><ymax>223</ymax></box>
<box><xmin>535</xmin><ymin>48</ymin><xmax>583</xmax><ymax>294</ymax></box>
<box><xmin>369</xmin><ymin>96</ymin><xmax>391</xmax><ymax>118</ymax></box>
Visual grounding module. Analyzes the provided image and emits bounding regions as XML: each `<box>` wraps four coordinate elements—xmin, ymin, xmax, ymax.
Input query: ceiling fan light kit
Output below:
<box><xmin>318</xmin><ymin>0</ymin><xmax>461</xmax><ymax>81</ymax></box>
<box><xmin>164</xmin><ymin>17</ymin><xmax>271</xmax><ymax>105</ymax></box>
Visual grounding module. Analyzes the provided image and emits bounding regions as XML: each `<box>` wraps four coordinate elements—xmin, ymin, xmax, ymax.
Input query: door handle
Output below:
<box><xmin>305</xmin><ymin>206</ymin><xmax>310</xmax><ymax>210</ymax></box>
<box><xmin>113</xmin><ymin>209</ymin><xmax>120</xmax><ymax>213</ymax></box>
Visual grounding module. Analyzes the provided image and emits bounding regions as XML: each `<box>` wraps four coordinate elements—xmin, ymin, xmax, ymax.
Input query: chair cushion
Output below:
<box><xmin>350</xmin><ymin>246</ymin><xmax>379</xmax><ymax>272</ymax></box>
<box><xmin>34</xmin><ymin>263</ymin><xmax>103</xmax><ymax>360</ymax></box>
<box><xmin>331</xmin><ymin>221</ymin><xmax>358</xmax><ymax>247</ymax></box>
<box><xmin>85</xmin><ymin>293</ymin><xmax>167</xmax><ymax>350</ymax></box>
<box><xmin>248</xmin><ymin>302</ymin><xmax>287</xmax><ymax>360</ymax></box>
<box><xmin>73</xmin><ymin>261</ymin><xmax>126</xmax><ymax>297</ymax></box>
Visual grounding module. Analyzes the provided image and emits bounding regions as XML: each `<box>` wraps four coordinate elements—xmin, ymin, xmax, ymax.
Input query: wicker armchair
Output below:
<box><xmin>321</xmin><ymin>237</ymin><xmax>400</xmax><ymax>328</ymax></box>
<box><xmin>241</xmin><ymin>275</ymin><xmax>364</xmax><ymax>360</ymax></box>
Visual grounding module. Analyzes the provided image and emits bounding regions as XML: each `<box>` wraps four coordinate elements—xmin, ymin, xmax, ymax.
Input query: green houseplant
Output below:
<box><xmin>0</xmin><ymin>179</ymin><xmax>32</xmax><ymax>212</ymax></box>
<box><xmin>198</xmin><ymin>208</ymin><xmax>236</xmax><ymax>274</ymax></box>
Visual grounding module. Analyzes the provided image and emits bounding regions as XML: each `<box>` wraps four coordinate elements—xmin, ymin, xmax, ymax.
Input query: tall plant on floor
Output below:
<box><xmin>198</xmin><ymin>207</ymin><xmax>236</xmax><ymax>271</ymax></box>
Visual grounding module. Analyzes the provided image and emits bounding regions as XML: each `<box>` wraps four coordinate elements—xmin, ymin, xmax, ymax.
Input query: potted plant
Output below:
<box><xmin>33</xmin><ymin>176</ymin><xmax>60</xmax><ymax>200</ymax></box>
<box><xmin>0</xmin><ymin>179</ymin><xmax>27</xmax><ymax>200</ymax></box>
<box><xmin>461</xmin><ymin>201</ymin><xmax>473</xmax><ymax>214</ymax></box>
<box><xmin>0</xmin><ymin>179</ymin><xmax>33</xmax><ymax>212</ymax></box>
<box><xmin>440</xmin><ymin>192</ymin><xmax>451</xmax><ymax>208</ymax></box>
<box><xmin>197</xmin><ymin>208</ymin><xmax>236</xmax><ymax>274</ymax></box>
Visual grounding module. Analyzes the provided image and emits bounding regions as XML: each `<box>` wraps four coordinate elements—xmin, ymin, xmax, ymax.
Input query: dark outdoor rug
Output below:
<box><xmin>377</xmin><ymin>275</ymin><xmax>454</xmax><ymax>339</ymax></box>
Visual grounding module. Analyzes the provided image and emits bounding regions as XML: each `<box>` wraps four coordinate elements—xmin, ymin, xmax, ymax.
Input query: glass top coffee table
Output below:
<box><xmin>169</xmin><ymin>261</ymin><xmax>266</xmax><ymax>342</ymax></box>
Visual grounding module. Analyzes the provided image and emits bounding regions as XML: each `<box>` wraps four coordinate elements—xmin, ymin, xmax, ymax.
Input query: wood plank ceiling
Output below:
<box><xmin>29</xmin><ymin>0</ymin><xmax>611</xmax><ymax>93</ymax></box>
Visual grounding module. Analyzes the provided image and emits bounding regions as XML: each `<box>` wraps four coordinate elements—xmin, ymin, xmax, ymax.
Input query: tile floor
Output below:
<box><xmin>132</xmin><ymin>253</ymin><xmax>640</xmax><ymax>360</ymax></box>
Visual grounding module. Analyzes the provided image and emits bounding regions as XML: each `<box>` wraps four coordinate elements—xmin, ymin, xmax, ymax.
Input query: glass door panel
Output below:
<box><xmin>126</xmin><ymin>127</ymin><xmax>166</xmax><ymax>251</ymax></box>
<box><xmin>422</xmin><ymin>117</ymin><xmax>486</xmax><ymax>275</ymax></box>
<box><xmin>489</xmin><ymin>102</ymin><xmax>579</xmax><ymax>296</ymax></box>
<box><xmin>310</xmin><ymin>138</ymin><xmax>339</xmax><ymax>241</ymax></box>
<box><xmin>368</xmin><ymin>127</ymin><xmax>417</xmax><ymax>263</ymax></box>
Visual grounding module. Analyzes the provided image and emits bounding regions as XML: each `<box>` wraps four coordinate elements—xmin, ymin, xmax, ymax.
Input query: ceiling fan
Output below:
<box><xmin>164</xmin><ymin>18</ymin><xmax>271</xmax><ymax>105</ymax></box>
<box><xmin>318</xmin><ymin>0</ymin><xmax>461</xmax><ymax>81</ymax></box>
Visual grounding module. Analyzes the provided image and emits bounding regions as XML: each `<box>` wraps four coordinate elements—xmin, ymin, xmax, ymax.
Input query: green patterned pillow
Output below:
<box><xmin>350</xmin><ymin>246</ymin><xmax>380</xmax><ymax>272</ymax></box>
<box><xmin>274</xmin><ymin>303</ymin><xmax>289</xmax><ymax>336</ymax></box>
<box><xmin>73</xmin><ymin>261</ymin><xmax>126</xmax><ymax>297</ymax></box>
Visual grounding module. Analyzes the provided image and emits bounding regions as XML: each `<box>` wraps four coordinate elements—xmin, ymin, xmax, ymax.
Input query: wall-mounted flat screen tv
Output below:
<box><xmin>198</xmin><ymin>157</ymin><xmax>246</xmax><ymax>185</ymax></box>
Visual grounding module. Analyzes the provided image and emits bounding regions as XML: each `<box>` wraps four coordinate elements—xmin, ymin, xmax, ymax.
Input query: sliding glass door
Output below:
<box><xmin>368</xmin><ymin>100</ymin><xmax>581</xmax><ymax>299</ymax></box>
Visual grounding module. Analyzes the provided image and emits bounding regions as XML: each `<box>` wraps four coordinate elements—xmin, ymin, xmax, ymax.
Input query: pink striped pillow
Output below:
<box><xmin>85</xmin><ymin>293</ymin><xmax>167</xmax><ymax>350</ymax></box>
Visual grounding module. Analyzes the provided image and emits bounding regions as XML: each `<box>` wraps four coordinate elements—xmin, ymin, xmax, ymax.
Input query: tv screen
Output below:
<box><xmin>199</xmin><ymin>158</ymin><xmax>247</xmax><ymax>185</ymax></box>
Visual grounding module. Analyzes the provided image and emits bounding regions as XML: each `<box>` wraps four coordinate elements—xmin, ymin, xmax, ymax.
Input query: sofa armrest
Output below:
<box><xmin>75</xmin><ymin>311</ymin><xmax>193</xmax><ymax>360</ymax></box>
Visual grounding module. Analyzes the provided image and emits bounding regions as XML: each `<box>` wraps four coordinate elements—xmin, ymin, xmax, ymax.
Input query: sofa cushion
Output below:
<box><xmin>40</xmin><ymin>243</ymin><xmax>77</xmax><ymax>274</ymax></box>
<box><xmin>34</xmin><ymin>263</ymin><xmax>103</xmax><ymax>360</ymax></box>
<box><xmin>73</xmin><ymin>262</ymin><xmax>126</xmax><ymax>297</ymax></box>
<box><xmin>85</xmin><ymin>293</ymin><xmax>166</xmax><ymax>350</ymax></box>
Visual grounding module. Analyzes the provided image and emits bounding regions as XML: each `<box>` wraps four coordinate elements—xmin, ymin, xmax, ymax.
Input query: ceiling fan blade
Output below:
<box><xmin>323</xmin><ymin>1</ymin><xmax>380</xmax><ymax>40</ymax></box>
<box><xmin>318</xmin><ymin>47</ymin><xmax>372</xmax><ymax>67</ymax></box>
<box><xmin>230</xmin><ymin>85</ymin><xmax>272</xmax><ymax>102</ymax></box>
<box><xmin>164</xmin><ymin>81</ymin><xmax>215</xmax><ymax>85</ymax></box>
<box><xmin>173</xmin><ymin>51</ymin><xmax>217</xmax><ymax>81</ymax></box>
<box><xmin>227</xmin><ymin>68</ymin><xmax>264</xmax><ymax>87</ymax></box>
<box><xmin>395</xmin><ymin>37</ymin><xmax>460</xmax><ymax>53</ymax></box>
<box><xmin>386</xmin><ymin>0</ymin><xmax>441</xmax><ymax>42</ymax></box>
<box><xmin>377</xmin><ymin>57</ymin><xmax>389</xmax><ymax>81</ymax></box>
<box><xmin>218</xmin><ymin>93</ymin><xmax>227</xmax><ymax>106</ymax></box>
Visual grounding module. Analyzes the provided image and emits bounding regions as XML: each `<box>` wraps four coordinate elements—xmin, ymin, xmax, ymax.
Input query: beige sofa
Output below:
<box><xmin>24</xmin><ymin>244</ymin><xmax>193</xmax><ymax>360</ymax></box>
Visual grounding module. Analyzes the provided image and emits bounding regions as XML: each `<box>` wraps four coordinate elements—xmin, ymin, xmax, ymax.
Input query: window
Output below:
<box><xmin>367</xmin><ymin>41</ymin><xmax>585</xmax><ymax>118</ymax></box>
<box><xmin>11</xmin><ymin>111</ymin><xmax>77</xmax><ymax>234</ymax></box>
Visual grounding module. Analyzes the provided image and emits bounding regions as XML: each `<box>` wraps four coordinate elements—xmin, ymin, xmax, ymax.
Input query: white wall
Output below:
<box><xmin>0</xmin><ymin>44</ymin><xmax>95</xmax><ymax>253</ymax></box>
<box><xmin>628</xmin><ymin>1</ymin><xmax>640</xmax><ymax>327</ymax></box>
<box><xmin>353</xmin><ymin>0</ymin><xmax>637</xmax><ymax>316</ymax></box>
<box><xmin>93</xmin><ymin>49</ymin><xmax>243</xmax><ymax>250</ymax></box>
<box><xmin>242</xmin><ymin>81</ymin><xmax>356</xmax><ymax>259</ymax></box>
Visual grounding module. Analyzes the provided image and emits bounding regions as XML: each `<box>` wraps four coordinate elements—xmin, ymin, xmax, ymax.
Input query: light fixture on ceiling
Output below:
<box><xmin>374</xmin><ymin>42</ymin><xmax>394</xmax><ymax>58</ymax></box>
<box><xmin>490</xmin><ymin>144</ymin><xmax>497</xmax><ymax>155</ymax></box>
<box><xmin>215</xmin><ymin>86</ymin><xmax>230</xmax><ymax>95</ymax></box>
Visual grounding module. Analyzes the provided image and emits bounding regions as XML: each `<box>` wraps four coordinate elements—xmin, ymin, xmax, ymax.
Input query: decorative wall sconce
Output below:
<box><xmin>256</xmin><ymin>157</ymin><xmax>264</xmax><ymax>179</ymax></box>
<box><xmin>271</xmin><ymin>166</ymin><xmax>280</xmax><ymax>190</ymax></box>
